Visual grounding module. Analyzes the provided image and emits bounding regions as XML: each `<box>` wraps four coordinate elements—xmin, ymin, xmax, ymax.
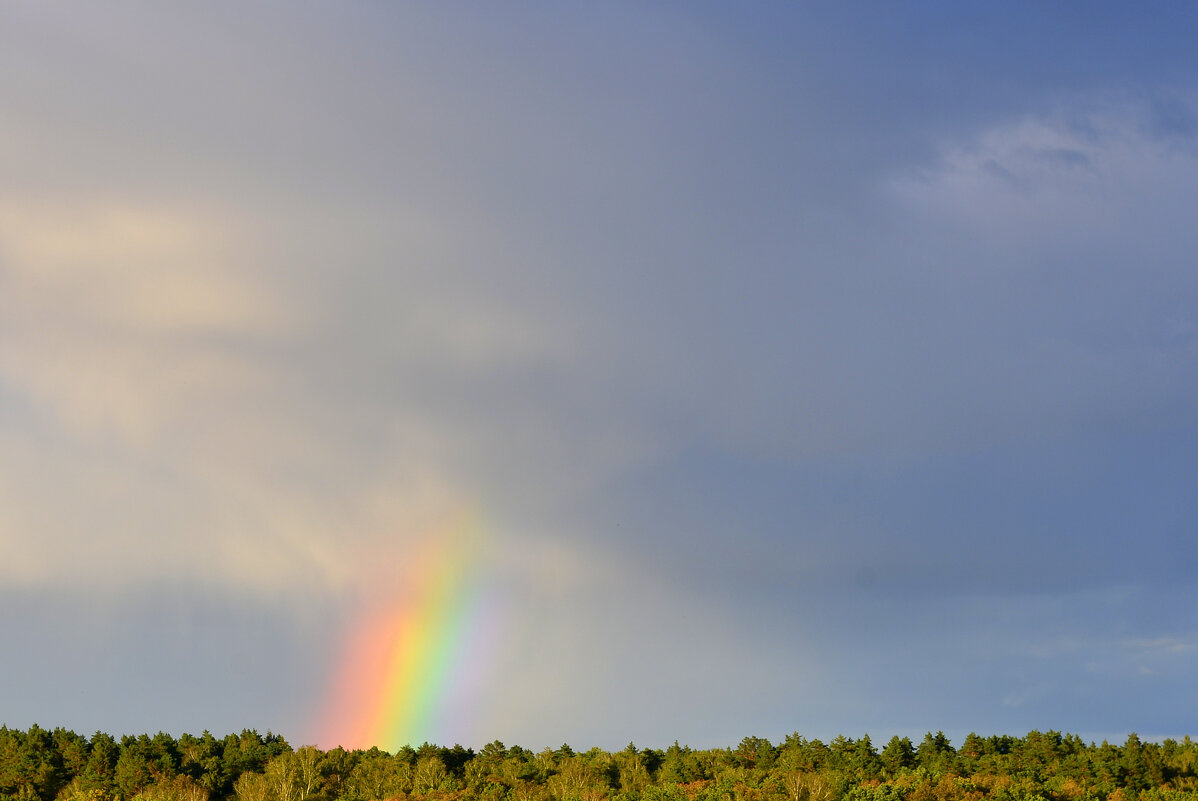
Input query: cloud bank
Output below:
<box><xmin>1</xmin><ymin>2</ymin><xmax>1197</xmax><ymax>748</ymax></box>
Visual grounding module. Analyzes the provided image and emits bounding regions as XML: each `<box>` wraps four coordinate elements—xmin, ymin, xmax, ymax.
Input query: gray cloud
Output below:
<box><xmin>2</xmin><ymin>1</ymin><xmax>1198</xmax><ymax>747</ymax></box>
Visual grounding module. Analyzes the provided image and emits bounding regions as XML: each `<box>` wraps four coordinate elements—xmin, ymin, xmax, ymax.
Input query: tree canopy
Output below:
<box><xmin>1</xmin><ymin>727</ymin><xmax>1195</xmax><ymax>801</ymax></box>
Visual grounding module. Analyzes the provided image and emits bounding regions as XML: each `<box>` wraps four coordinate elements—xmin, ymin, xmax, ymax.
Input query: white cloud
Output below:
<box><xmin>0</xmin><ymin>177</ymin><xmax>655</xmax><ymax>602</ymax></box>
<box><xmin>0</xmin><ymin>194</ymin><xmax>473</xmax><ymax>595</ymax></box>
<box><xmin>0</xmin><ymin>198</ymin><xmax>295</xmax><ymax>444</ymax></box>
<box><xmin>1120</xmin><ymin>635</ymin><xmax>1198</xmax><ymax>656</ymax></box>
<box><xmin>889</xmin><ymin>94</ymin><xmax>1198</xmax><ymax>251</ymax></box>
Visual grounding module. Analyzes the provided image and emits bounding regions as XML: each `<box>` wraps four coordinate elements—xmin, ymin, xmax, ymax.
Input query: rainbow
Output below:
<box><xmin>315</xmin><ymin>515</ymin><xmax>498</xmax><ymax>751</ymax></box>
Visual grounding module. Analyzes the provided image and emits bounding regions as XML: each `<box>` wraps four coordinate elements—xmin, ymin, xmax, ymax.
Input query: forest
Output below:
<box><xmin>2</xmin><ymin>727</ymin><xmax>1196</xmax><ymax>801</ymax></box>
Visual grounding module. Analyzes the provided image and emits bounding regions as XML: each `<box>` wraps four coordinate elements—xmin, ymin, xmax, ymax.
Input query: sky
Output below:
<box><xmin>2</xmin><ymin>1</ymin><xmax>1198</xmax><ymax>751</ymax></box>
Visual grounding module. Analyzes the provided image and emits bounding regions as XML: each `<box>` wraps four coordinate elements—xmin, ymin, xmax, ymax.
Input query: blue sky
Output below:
<box><xmin>1</xmin><ymin>2</ymin><xmax>1197</xmax><ymax>750</ymax></box>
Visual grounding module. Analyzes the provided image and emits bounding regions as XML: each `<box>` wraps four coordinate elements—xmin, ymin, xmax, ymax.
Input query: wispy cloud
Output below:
<box><xmin>1120</xmin><ymin>635</ymin><xmax>1198</xmax><ymax>656</ymax></box>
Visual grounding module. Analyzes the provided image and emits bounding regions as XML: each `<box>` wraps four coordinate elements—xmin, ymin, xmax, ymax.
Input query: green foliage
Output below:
<box><xmin>916</xmin><ymin>733</ymin><xmax>955</xmax><ymax>776</ymax></box>
<box><xmin>881</xmin><ymin>738</ymin><xmax>916</xmax><ymax>778</ymax></box>
<box><xmin>1</xmin><ymin>726</ymin><xmax>1197</xmax><ymax>801</ymax></box>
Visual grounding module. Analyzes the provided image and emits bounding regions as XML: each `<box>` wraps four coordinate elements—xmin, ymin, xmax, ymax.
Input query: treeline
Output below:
<box><xmin>2</xmin><ymin>727</ymin><xmax>1197</xmax><ymax>801</ymax></box>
